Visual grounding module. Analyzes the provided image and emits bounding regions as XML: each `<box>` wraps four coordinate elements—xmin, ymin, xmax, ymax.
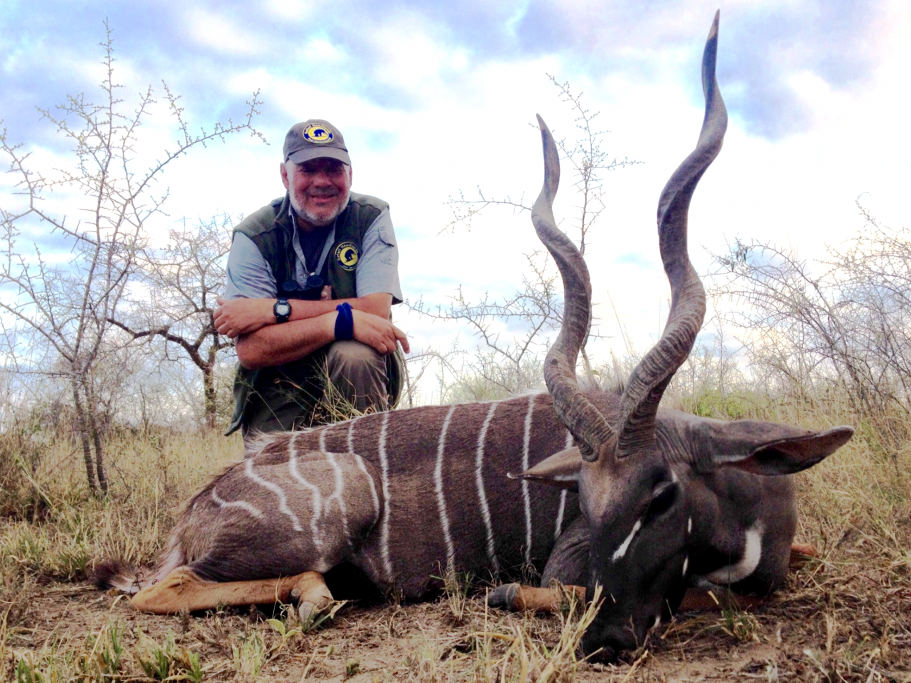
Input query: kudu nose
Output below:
<box><xmin>581</xmin><ymin>623</ymin><xmax>639</xmax><ymax>662</ymax></box>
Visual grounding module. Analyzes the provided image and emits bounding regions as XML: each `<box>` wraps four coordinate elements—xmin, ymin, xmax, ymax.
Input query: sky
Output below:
<box><xmin>2</xmin><ymin>0</ymin><xmax>909</xmax><ymax>399</ymax></box>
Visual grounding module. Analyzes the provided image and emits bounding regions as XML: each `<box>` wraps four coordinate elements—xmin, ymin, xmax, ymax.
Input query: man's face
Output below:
<box><xmin>281</xmin><ymin>157</ymin><xmax>352</xmax><ymax>229</ymax></box>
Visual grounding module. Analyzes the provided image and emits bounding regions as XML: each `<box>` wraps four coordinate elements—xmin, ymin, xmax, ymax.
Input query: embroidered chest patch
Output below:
<box><xmin>335</xmin><ymin>242</ymin><xmax>359</xmax><ymax>271</ymax></box>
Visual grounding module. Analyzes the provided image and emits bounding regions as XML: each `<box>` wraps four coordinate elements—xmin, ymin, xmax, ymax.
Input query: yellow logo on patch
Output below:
<box><xmin>303</xmin><ymin>124</ymin><xmax>334</xmax><ymax>144</ymax></box>
<box><xmin>335</xmin><ymin>242</ymin><xmax>359</xmax><ymax>271</ymax></box>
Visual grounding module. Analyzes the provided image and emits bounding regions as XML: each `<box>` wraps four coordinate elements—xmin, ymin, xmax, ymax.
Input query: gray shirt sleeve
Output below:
<box><xmin>357</xmin><ymin>207</ymin><xmax>403</xmax><ymax>304</ymax></box>
<box><xmin>223</xmin><ymin>232</ymin><xmax>277</xmax><ymax>300</ymax></box>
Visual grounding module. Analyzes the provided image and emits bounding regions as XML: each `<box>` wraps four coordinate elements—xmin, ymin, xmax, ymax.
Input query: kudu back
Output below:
<box><xmin>98</xmin><ymin>12</ymin><xmax>853</xmax><ymax>660</ymax></box>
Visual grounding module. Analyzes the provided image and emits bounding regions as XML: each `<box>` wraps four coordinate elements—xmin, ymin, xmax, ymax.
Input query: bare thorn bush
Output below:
<box><xmin>0</xmin><ymin>22</ymin><xmax>263</xmax><ymax>491</ymax></box>
<box><xmin>411</xmin><ymin>77</ymin><xmax>637</xmax><ymax>402</ymax></box>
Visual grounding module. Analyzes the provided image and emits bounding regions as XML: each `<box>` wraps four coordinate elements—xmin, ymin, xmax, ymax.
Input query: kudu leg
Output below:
<box><xmin>490</xmin><ymin>583</ymin><xmax>771</xmax><ymax>614</ymax></box>
<box><xmin>488</xmin><ymin>583</ymin><xmax>586</xmax><ymax>612</ymax></box>
<box><xmin>490</xmin><ymin>542</ymin><xmax>819</xmax><ymax>615</ymax></box>
<box><xmin>130</xmin><ymin>567</ymin><xmax>333</xmax><ymax>616</ymax></box>
<box><xmin>789</xmin><ymin>542</ymin><xmax>818</xmax><ymax>570</ymax></box>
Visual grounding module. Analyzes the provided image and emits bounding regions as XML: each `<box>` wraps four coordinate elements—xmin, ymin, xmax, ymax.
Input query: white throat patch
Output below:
<box><xmin>703</xmin><ymin>521</ymin><xmax>765</xmax><ymax>585</ymax></box>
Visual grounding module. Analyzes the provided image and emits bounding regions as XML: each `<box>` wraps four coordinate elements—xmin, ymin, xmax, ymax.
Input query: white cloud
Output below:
<box><xmin>182</xmin><ymin>9</ymin><xmax>266</xmax><ymax>57</ymax></box>
<box><xmin>3</xmin><ymin>0</ymin><xmax>910</xmax><ymax>397</ymax></box>
<box><xmin>264</xmin><ymin>0</ymin><xmax>317</xmax><ymax>21</ymax></box>
<box><xmin>304</xmin><ymin>36</ymin><xmax>346</xmax><ymax>64</ymax></box>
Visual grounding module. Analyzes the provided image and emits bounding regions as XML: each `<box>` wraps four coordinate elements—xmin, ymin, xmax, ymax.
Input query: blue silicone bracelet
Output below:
<box><xmin>335</xmin><ymin>302</ymin><xmax>354</xmax><ymax>341</ymax></box>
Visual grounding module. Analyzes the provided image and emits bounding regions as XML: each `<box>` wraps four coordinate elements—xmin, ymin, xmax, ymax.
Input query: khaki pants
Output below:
<box><xmin>239</xmin><ymin>341</ymin><xmax>402</xmax><ymax>439</ymax></box>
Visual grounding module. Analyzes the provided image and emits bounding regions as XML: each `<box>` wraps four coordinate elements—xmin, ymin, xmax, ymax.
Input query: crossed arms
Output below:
<box><xmin>214</xmin><ymin>293</ymin><xmax>409</xmax><ymax>371</ymax></box>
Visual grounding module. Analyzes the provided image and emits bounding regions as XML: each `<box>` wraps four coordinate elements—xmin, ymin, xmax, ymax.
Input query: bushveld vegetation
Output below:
<box><xmin>3</xmin><ymin>208</ymin><xmax>911</xmax><ymax>679</ymax></box>
<box><xmin>1</xmin><ymin>346</ymin><xmax>909</xmax><ymax>681</ymax></box>
<box><xmin>2</xmin><ymin>28</ymin><xmax>909</xmax><ymax>683</ymax></box>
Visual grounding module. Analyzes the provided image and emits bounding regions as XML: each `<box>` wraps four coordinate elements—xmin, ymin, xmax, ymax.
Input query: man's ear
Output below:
<box><xmin>693</xmin><ymin>420</ymin><xmax>854</xmax><ymax>476</ymax></box>
<box><xmin>280</xmin><ymin>161</ymin><xmax>290</xmax><ymax>190</ymax></box>
<box><xmin>508</xmin><ymin>447</ymin><xmax>581</xmax><ymax>490</ymax></box>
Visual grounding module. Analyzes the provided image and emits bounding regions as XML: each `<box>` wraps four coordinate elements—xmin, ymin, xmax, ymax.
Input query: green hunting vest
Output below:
<box><xmin>227</xmin><ymin>192</ymin><xmax>390</xmax><ymax>435</ymax></box>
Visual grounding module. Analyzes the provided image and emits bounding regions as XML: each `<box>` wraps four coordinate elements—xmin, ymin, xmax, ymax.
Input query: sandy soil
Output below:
<box><xmin>9</xmin><ymin>568</ymin><xmax>906</xmax><ymax>682</ymax></box>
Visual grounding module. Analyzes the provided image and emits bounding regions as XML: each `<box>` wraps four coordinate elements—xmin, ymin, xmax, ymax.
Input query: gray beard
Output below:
<box><xmin>291</xmin><ymin>189</ymin><xmax>350</xmax><ymax>228</ymax></box>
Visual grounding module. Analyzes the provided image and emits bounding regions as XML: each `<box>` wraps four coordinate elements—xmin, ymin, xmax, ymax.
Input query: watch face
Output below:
<box><xmin>275</xmin><ymin>301</ymin><xmax>291</xmax><ymax>318</ymax></box>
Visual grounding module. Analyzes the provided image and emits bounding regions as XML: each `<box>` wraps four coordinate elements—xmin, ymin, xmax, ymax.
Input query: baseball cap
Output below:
<box><xmin>283</xmin><ymin>119</ymin><xmax>351</xmax><ymax>165</ymax></box>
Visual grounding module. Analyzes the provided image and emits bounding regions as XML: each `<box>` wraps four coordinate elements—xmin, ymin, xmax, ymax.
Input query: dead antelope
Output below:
<box><xmin>97</xmin><ymin>12</ymin><xmax>853</xmax><ymax>660</ymax></box>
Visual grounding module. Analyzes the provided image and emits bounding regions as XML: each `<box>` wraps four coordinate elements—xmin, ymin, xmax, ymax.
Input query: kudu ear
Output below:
<box><xmin>694</xmin><ymin>420</ymin><xmax>855</xmax><ymax>476</ymax></box>
<box><xmin>508</xmin><ymin>447</ymin><xmax>582</xmax><ymax>490</ymax></box>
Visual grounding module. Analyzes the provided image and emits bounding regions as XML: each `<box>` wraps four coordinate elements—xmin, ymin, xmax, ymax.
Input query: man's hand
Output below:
<box><xmin>351</xmin><ymin>310</ymin><xmax>410</xmax><ymax>355</ymax></box>
<box><xmin>214</xmin><ymin>298</ymin><xmax>274</xmax><ymax>339</ymax></box>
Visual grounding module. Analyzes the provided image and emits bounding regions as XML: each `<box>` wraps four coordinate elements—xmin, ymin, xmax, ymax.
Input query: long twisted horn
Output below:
<box><xmin>616</xmin><ymin>11</ymin><xmax>727</xmax><ymax>458</ymax></box>
<box><xmin>533</xmin><ymin>114</ymin><xmax>615</xmax><ymax>462</ymax></box>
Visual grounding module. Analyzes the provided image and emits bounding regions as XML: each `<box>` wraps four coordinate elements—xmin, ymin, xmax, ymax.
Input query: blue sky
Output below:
<box><xmin>2</xmin><ymin>0</ymin><xmax>909</xmax><ymax>395</ymax></box>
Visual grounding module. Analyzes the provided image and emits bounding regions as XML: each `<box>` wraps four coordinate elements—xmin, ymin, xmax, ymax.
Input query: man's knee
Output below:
<box><xmin>326</xmin><ymin>340</ymin><xmax>385</xmax><ymax>374</ymax></box>
<box><xmin>325</xmin><ymin>341</ymin><xmax>391</xmax><ymax>413</ymax></box>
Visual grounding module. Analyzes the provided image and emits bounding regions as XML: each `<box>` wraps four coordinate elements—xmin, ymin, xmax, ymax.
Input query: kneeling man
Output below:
<box><xmin>216</xmin><ymin>119</ymin><xmax>409</xmax><ymax>437</ymax></box>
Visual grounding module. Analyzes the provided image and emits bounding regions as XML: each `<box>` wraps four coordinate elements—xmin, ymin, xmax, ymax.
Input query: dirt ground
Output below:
<box><xmin>8</xmin><ymin>563</ymin><xmax>909</xmax><ymax>682</ymax></box>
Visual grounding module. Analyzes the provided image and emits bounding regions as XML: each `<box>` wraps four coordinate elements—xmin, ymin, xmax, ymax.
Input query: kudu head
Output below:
<box><xmin>518</xmin><ymin>12</ymin><xmax>852</xmax><ymax>659</ymax></box>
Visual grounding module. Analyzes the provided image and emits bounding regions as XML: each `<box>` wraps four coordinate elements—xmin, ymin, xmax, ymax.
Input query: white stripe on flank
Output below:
<box><xmin>321</xmin><ymin>430</ymin><xmax>352</xmax><ymax>548</ymax></box>
<box><xmin>611</xmin><ymin>519</ymin><xmax>642</xmax><ymax>562</ymax></box>
<box><xmin>211</xmin><ymin>487</ymin><xmax>264</xmax><ymax>519</ymax></box>
<box><xmin>244</xmin><ymin>458</ymin><xmax>303</xmax><ymax>531</ymax></box>
<box><xmin>350</xmin><ymin>422</ymin><xmax>380</xmax><ymax>522</ymax></box>
<box><xmin>704</xmin><ymin>522</ymin><xmax>764</xmax><ymax>585</ymax></box>
<box><xmin>288</xmin><ymin>432</ymin><xmax>323</xmax><ymax>549</ymax></box>
<box><xmin>522</xmin><ymin>394</ymin><xmax>535</xmax><ymax>565</ymax></box>
<box><xmin>554</xmin><ymin>430</ymin><xmax>573</xmax><ymax>540</ymax></box>
<box><xmin>378</xmin><ymin>412</ymin><xmax>394</xmax><ymax>581</ymax></box>
<box><xmin>475</xmin><ymin>402</ymin><xmax>500</xmax><ymax>575</ymax></box>
<box><xmin>435</xmin><ymin>405</ymin><xmax>458</xmax><ymax>568</ymax></box>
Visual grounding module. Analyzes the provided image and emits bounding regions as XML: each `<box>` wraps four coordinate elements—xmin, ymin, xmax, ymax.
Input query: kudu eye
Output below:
<box><xmin>646</xmin><ymin>481</ymin><xmax>679</xmax><ymax>521</ymax></box>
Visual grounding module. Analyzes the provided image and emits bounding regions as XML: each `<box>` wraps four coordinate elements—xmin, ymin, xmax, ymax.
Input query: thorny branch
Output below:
<box><xmin>107</xmin><ymin>215</ymin><xmax>236</xmax><ymax>428</ymax></box>
<box><xmin>442</xmin><ymin>75</ymin><xmax>639</xmax><ymax>255</ymax></box>
<box><xmin>0</xmin><ymin>22</ymin><xmax>264</xmax><ymax>489</ymax></box>
<box><xmin>707</xmin><ymin>200</ymin><xmax>911</xmax><ymax>426</ymax></box>
<box><xmin>411</xmin><ymin>77</ymin><xmax>637</xmax><ymax>397</ymax></box>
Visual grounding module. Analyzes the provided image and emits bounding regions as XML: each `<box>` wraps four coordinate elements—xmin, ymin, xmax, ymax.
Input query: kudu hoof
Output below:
<box><xmin>297</xmin><ymin>600</ymin><xmax>321</xmax><ymax>622</ymax></box>
<box><xmin>488</xmin><ymin>583</ymin><xmax>520</xmax><ymax>610</ymax></box>
<box><xmin>289</xmin><ymin>571</ymin><xmax>333</xmax><ymax>622</ymax></box>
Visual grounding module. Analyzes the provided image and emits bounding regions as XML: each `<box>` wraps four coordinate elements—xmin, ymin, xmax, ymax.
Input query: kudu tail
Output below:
<box><xmin>93</xmin><ymin>544</ymin><xmax>186</xmax><ymax>595</ymax></box>
<box><xmin>93</xmin><ymin>559</ymin><xmax>147</xmax><ymax>595</ymax></box>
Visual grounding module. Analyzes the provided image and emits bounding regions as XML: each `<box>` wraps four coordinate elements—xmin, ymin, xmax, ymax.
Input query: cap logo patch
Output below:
<box><xmin>303</xmin><ymin>124</ymin><xmax>334</xmax><ymax>144</ymax></box>
<box><xmin>335</xmin><ymin>242</ymin><xmax>359</xmax><ymax>271</ymax></box>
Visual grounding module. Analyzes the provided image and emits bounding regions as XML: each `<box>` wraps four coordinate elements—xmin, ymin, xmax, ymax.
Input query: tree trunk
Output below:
<box><xmin>71</xmin><ymin>377</ymin><xmax>98</xmax><ymax>493</ymax></box>
<box><xmin>203</xmin><ymin>361</ymin><xmax>217</xmax><ymax>431</ymax></box>
<box><xmin>85</xmin><ymin>379</ymin><xmax>108</xmax><ymax>494</ymax></box>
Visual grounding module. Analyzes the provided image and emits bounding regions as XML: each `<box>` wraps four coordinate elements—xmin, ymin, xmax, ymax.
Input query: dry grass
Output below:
<box><xmin>1</xmin><ymin>394</ymin><xmax>910</xmax><ymax>682</ymax></box>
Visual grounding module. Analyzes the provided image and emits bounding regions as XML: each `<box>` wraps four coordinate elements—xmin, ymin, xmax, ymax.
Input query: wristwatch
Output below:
<box><xmin>273</xmin><ymin>298</ymin><xmax>291</xmax><ymax>324</ymax></box>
